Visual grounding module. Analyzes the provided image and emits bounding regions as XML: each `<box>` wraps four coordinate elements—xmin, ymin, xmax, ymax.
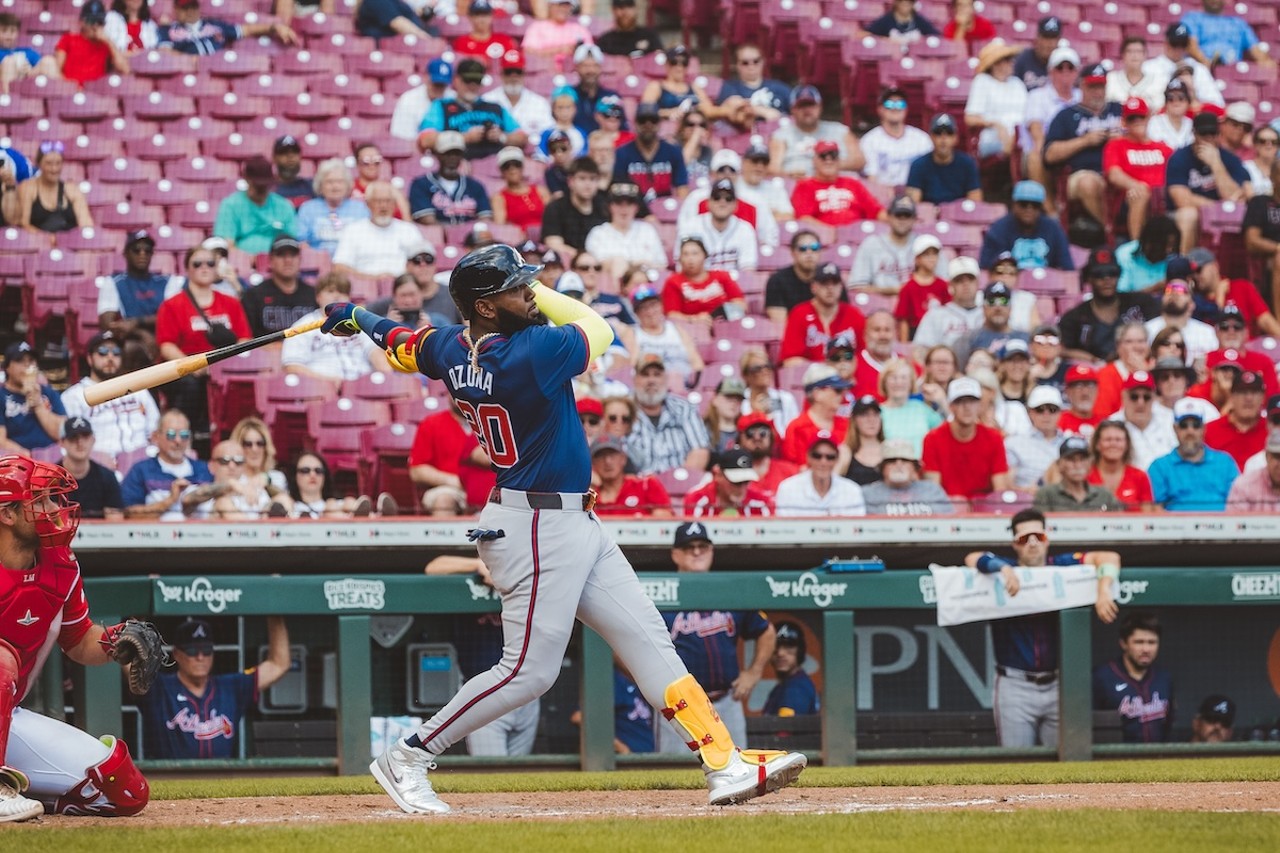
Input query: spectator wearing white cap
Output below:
<box><xmin>911</xmin><ymin>256</ymin><xmax>983</xmax><ymax>361</ymax></box>
<box><xmin>490</xmin><ymin>146</ymin><xmax>550</xmax><ymax>234</ymax></box>
<box><xmin>1148</xmin><ymin>398</ymin><xmax>1239</xmax><ymax>510</ymax></box>
<box><xmin>677</xmin><ymin>149</ymin><xmax>780</xmax><ymax>249</ymax></box>
<box><xmin>1106</xmin><ymin>38</ymin><xmax>1166</xmax><ymax>112</ymax></box>
<box><xmin>332</xmin><ymin>181</ymin><xmax>426</xmax><ymax>278</ymax></box>
<box><xmin>893</xmin><ymin>235</ymin><xmax>947</xmax><ymax>340</ymax></box>
<box><xmin>859</xmin><ymin>87</ymin><xmax>934</xmax><ymax>190</ymax></box>
<box><xmin>522</xmin><ymin>1</ymin><xmax>593</xmax><ymax>61</ymax></box>
<box><xmin>1021</xmin><ymin>47</ymin><xmax>1081</xmax><ymax>197</ymax></box>
<box><xmin>861</xmin><ymin>439</ymin><xmax>954</xmax><ymax>515</ymax></box>
<box><xmin>1005</xmin><ymin>385</ymin><xmax>1067</xmax><ymax>491</ymax></box>
<box><xmin>1226</xmin><ymin>428</ymin><xmax>1280</xmax><ymax>510</ymax></box>
<box><xmin>775</xmin><ymin>436</ymin><xmax>865</xmax><ymax>517</ymax></box>
<box><xmin>1221</xmin><ymin>102</ymin><xmax>1257</xmax><ymax>161</ymax></box>
<box><xmin>921</xmin><ymin>377</ymin><xmax>1012</xmax><ymax>501</ymax></box>
<box><xmin>676</xmin><ymin>178</ymin><xmax>759</xmax><ymax>272</ymax></box>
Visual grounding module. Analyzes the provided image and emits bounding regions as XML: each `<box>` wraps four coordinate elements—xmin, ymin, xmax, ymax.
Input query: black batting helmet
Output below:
<box><xmin>774</xmin><ymin>621</ymin><xmax>806</xmax><ymax>665</ymax></box>
<box><xmin>448</xmin><ymin>244</ymin><xmax>543</xmax><ymax>321</ymax></box>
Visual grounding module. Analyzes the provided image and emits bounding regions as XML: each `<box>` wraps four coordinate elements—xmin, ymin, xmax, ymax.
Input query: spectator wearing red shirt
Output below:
<box><xmin>1204</xmin><ymin>369</ymin><xmax>1270</xmax><ymax>469</ymax></box>
<box><xmin>408</xmin><ymin>405</ymin><xmax>498</xmax><ymax>511</ymax></box>
<box><xmin>53</xmin><ymin>1</ymin><xmax>129</xmax><ymax>86</ymax></box>
<box><xmin>852</xmin><ymin>311</ymin><xmax>901</xmax><ymax>400</ymax></box>
<box><xmin>1087</xmin><ymin>419</ymin><xmax>1155</xmax><ymax>510</ymax></box>
<box><xmin>781</xmin><ymin>364</ymin><xmax>851</xmax><ymax>464</ymax></box>
<box><xmin>451</xmin><ymin>0</ymin><xmax>516</xmax><ymax>61</ymax></box>
<box><xmin>660</xmin><ymin>234</ymin><xmax>745</xmax><ymax>323</ymax></box>
<box><xmin>1200</xmin><ymin>321</ymin><xmax>1279</xmax><ymax>399</ymax></box>
<box><xmin>682</xmin><ymin>449</ymin><xmax>774</xmax><ymax>517</ymax></box>
<box><xmin>943</xmin><ymin>0</ymin><xmax>997</xmax><ymax>44</ymax></box>
<box><xmin>590</xmin><ymin>438</ymin><xmax>674</xmax><ymax>516</ymax></box>
<box><xmin>735</xmin><ymin>412</ymin><xmax>799</xmax><ymax>502</ymax></box>
<box><xmin>1059</xmin><ymin>364</ymin><xmax>1103</xmax><ymax>437</ymax></box>
<box><xmin>779</xmin><ymin>261</ymin><xmax>866</xmax><ymax>365</ymax></box>
<box><xmin>894</xmin><ymin>235</ymin><xmax>949</xmax><ymax>340</ymax></box>
<box><xmin>1104</xmin><ymin>97</ymin><xmax>1174</xmax><ymax>241</ymax></box>
<box><xmin>1182</xmin><ymin>251</ymin><xmax>1280</xmax><ymax>339</ymax></box>
<box><xmin>921</xmin><ymin>377</ymin><xmax>1012</xmax><ymax>500</ymax></box>
<box><xmin>791</xmin><ymin>141</ymin><xmax>886</xmax><ymax>228</ymax></box>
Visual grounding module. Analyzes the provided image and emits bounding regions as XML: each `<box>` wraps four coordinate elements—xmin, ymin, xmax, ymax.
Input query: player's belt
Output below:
<box><xmin>996</xmin><ymin>666</ymin><xmax>1058</xmax><ymax>686</ymax></box>
<box><xmin>489</xmin><ymin>488</ymin><xmax>598</xmax><ymax>512</ymax></box>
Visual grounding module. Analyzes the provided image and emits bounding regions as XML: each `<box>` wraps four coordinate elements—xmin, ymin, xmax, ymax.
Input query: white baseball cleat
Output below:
<box><xmin>370</xmin><ymin>738</ymin><xmax>451</xmax><ymax>815</ymax></box>
<box><xmin>0</xmin><ymin>766</ymin><xmax>43</xmax><ymax>823</ymax></box>
<box><xmin>705</xmin><ymin>749</ymin><xmax>808</xmax><ymax>806</ymax></box>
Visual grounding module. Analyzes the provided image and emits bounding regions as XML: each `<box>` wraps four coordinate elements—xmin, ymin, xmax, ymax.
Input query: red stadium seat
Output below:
<box><xmin>166</xmin><ymin>156</ymin><xmax>241</xmax><ymax>184</ymax></box>
<box><xmin>342</xmin><ymin>371</ymin><xmax>426</xmax><ymax>404</ymax></box>
<box><xmin>258</xmin><ymin>373</ymin><xmax>342</xmax><ymax>462</ymax></box>
<box><xmin>129</xmin><ymin>50</ymin><xmax>198</xmax><ymax>80</ymax></box>
<box><xmin>310</xmin><ymin>398</ymin><xmax>392</xmax><ymax>491</ymax></box>
<box><xmin>358</xmin><ymin>422</ymin><xmax>419</xmax><ymax>512</ymax></box>
<box><xmin>49</xmin><ymin>91</ymin><xmax>117</xmax><ymax>124</ymax></box>
<box><xmin>206</xmin><ymin>348</ymin><xmax>282</xmax><ymax>440</ymax></box>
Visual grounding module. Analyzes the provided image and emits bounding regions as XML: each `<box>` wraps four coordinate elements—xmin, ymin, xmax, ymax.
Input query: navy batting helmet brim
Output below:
<box><xmin>448</xmin><ymin>244</ymin><xmax>544</xmax><ymax>320</ymax></box>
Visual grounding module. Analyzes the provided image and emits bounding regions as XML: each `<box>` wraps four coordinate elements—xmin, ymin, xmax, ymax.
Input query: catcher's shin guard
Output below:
<box><xmin>0</xmin><ymin>640</ymin><xmax>18</xmax><ymax>762</ymax></box>
<box><xmin>660</xmin><ymin>674</ymin><xmax>738</xmax><ymax>771</ymax></box>
<box><xmin>54</xmin><ymin>736</ymin><xmax>149</xmax><ymax>816</ymax></box>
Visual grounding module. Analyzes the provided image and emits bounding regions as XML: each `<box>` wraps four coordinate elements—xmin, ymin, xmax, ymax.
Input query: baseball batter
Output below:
<box><xmin>964</xmin><ymin>508</ymin><xmax>1120</xmax><ymax>748</ymax></box>
<box><xmin>1</xmin><ymin>455</ymin><xmax>155</xmax><ymax>821</ymax></box>
<box><xmin>322</xmin><ymin>244</ymin><xmax>806</xmax><ymax>814</ymax></box>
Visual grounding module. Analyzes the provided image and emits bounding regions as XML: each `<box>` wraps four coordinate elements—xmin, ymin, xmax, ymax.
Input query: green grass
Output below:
<box><xmin>148</xmin><ymin>756</ymin><xmax>1280</xmax><ymax>801</ymax></box>
<box><xmin>12</xmin><ymin>812</ymin><xmax>1280</xmax><ymax>853</ymax></box>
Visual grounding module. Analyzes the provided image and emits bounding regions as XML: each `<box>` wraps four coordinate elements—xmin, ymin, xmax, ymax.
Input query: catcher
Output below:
<box><xmin>1</xmin><ymin>455</ymin><xmax>164</xmax><ymax>822</ymax></box>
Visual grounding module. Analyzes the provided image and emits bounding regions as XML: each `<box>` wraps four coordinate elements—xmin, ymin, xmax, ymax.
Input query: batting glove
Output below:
<box><xmin>322</xmin><ymin>302</ymin><xmax>362</xmax><ymax>337</ymax></box>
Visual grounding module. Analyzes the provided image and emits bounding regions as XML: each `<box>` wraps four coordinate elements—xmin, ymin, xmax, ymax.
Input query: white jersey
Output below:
<box><xmin>280</xmin><ymin>309</ymin><xmax>381</xmax><ymax>381</ymax></box>
<box><xmin>583</xmin><ymin>220</ymin><xmax>668</xmax><ymax>269</ymax></box>
<box><xmin>849</xmin><ymin>232</ymin><xmax>949</xmax><ymax>291</ymax></box>
<box><xmin>59</xmin><ymin>379</ymin><xmax>159</xmax><ymax>456</ymax></box>
<box><xmin>1147</xmin><ymin>113</ymin><xmax>1194</xmax><ymax>150</ymax></box>
<box><xmin>1144</xmin><ymin>315</ymin><xmax>1219</xmax><ymax>366</ymax></box>
<box><xmin>859</xmin><ymin>125</ymin><xmax>933</xmax><ymax>188</ymax></box>
<box><xmin>912</xmin><ymin>301</ymin><xmax>983</xmax><ymax>349</ymax></box>
<box><xmin>483</xmin><ymin>86</ymin><xmax>554</xmax><ymax>139</ymax></box>
<box><xmin>774</xmin><ymin>472</ymin><xmax>866</xmax><ymax>517</ymax></box>
<box><xmin>634</xmin><ymin>321</ymin><xmax>694</xmax><ymax>377</ymax></box>
<box><xmin>677</xmin><ymin>183</ymin><xmax>780</xmax><ymax>248</ymax></box>
<box><xmin>678</xmin><ymin>214</ymin><xmax>759</xmax><ymax>271</ymax></box>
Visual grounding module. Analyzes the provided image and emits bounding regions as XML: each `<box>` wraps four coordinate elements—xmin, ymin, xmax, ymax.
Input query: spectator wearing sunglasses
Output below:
<box><xmin>775</xmin><ymin>437</ymin><xmax>865</xmax><ymax>517</ymax></box>
<box><xmin>860</xmin><ymin>88</ymin><xmax>934</xmax><ymax>190</ymax></box>
<box><xmin>121</xmin><ymin>409</ymin><xmax>214</xmax><ymax>520</ymax></box>
<box><xmin>641</xmin><ymin>45</ymin><xmax>710</xmax><ymax>122</ymax></box>
<box><xmin>677</xmin><ymin>179</ymin><xmax>759</xmax><ymax>272</ymax></box>
<box><xmin>1005</xmin><ymin>385</ymin><xmax>1067</xmax><ymax>491</ymax></box>
<box><xmin>964</xmin><ymin>507</ymin><xmax>1120</xmax><ymax>748</ymax></box>
<box><xmin>1033</xmin><ymin>435</ymin><xmax>1120</xmax><ymax>511</ymax></box>
<box><xmin>734</xmin><ymin>411</ymin><xmax>798</xmax><ymax>502</ymax></box>
<box><xmin>1202</xmin><ymin>304</ymin><xmax>1280</xmax><ymax>397</ymax></box>
<box><xmin>709</xmin><ymin>44</ymin><xmax>791</xmax><ymax>126</ymax></box>
<box><xmin>61</xmin><ymin>331</ymin><xmax>160</xmax><ymax>458</ymax></box>
<box><xmin>138</xmin><ymin>616</ymin><xmax>291</xmax><ymax>760</ymax></box>
<box><xmin>953</xmin><ymin>282</ymin><xmax>1030</xmax><ymax>370</ymax></box>
<box><xmin>1113</xmin><ymin>371</ymin><xmax>1177</xmax><ymax>471</ymax></box>
<box><xmin>1228</xmin><ymin>426</ymin><xmax>1280</xmax><ymax>509</ymax></box>
<box><xmin>96</xmin><ymin>230</ymin><xmax>170</xmax><ymax>370</ymax></box>
<box><xmin>200</xmin><ymin>439</ymin><xmax>276</xmax><ymax>519</ymax></box>
<box><xmin>979</xmin><ymin>181</ymin><xmax>1074</xmax><ymax>271</ymax></box>
<box><xmin>1143</xmin><ymin>278</ymin><xmax>1218</xmax><ymax>366</ymax></box>
<box><xmin>1149</xmin><ymin>399</ymin><xmax>1239</xmax><ymax>510</ymax></box>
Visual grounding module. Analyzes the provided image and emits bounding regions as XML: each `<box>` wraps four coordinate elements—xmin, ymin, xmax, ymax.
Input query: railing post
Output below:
<box><xmin>1058</xmin><ymin>607</ymin><xmax>1092</xmax><ymax>761</ymax></box>
<box><xmin>822</xmin><ymin>610</ymin><xmax>857</xmax><ymax>766</ymax></box>
<box><xmin>579</xmin><ymin>627</ymin><xmax>615</xmax><ymax>772</ymax></box>
<box><xmin>336</xmin><ymin>615</ymin><xmax>373</xmax><ymax>775</ymax></box>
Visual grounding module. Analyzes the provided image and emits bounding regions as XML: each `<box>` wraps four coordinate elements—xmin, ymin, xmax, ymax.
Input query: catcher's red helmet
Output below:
<box><xmin>0</xmin><ymin>455</ymin><xmax>81</xmax><ymax>548</ymax></box>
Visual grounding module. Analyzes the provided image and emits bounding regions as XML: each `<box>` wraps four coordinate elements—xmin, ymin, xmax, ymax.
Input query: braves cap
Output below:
<box><xmin>851</xmin><ymin>394</ymin><xmax>880</xmax><ymax>415</ymax></box>
<box><xmin>1165</xmin><ymin>77</ymin><xmax>1189</xmax><ymax>97</ymax></box>
<box><xmin>1081</xmin><ymin>62</ymin><xmax>1108</xmax><ymax>84</ymax></box>
<box><xmin>1064</xmin><ymin>363</ymin><xmax>1098</xmax><ymax>385</ymax></box>
<box><xmin>984</xmin><ymin>281</ymin><xmax>1013</xmax><ymax>301</ymax></box>
<box><xmin>81</xmin><ymin>0</ymin><xmax>108</xmax><ymax>23</ymax></box>
<box><xmin>1059</xmin><ymin>435</ymin><xmax>1090</xmax><ymax>458</ymax></box>
<box><xmin>802</xmin><ymin>363</ymin><xmax>852</xmax><ymax>392</ymax></box>
<box><xmin>791</xmin><ymin>85</ymin><xmax>822</xmax><ymax>107</ymax></box>
<box><xmin>62</xmin><ymin>416</ymin><xmax>93</xmax><ymax>439</ymax></box>
<box><xmin>573</xmin><ymin>43</ymin><xmax>604</xmax><ymax>65</ymax></box>
<box><xmin>1218</xmin><ymin>303</ymin><xmax>1245</xmax><ymax>327</ymax></box>
<box><xmin>273</xmin><ymin>135</ymin><xmax>301</xmax><ymax>154</ymax></box>
<box><xmin>710</xmin><ymin>177</ymin><xmax>736</xmax><ymax>198</ymax></box>
<box><xmin>929</xmin><ymin>113</ymin><xmax>957</xmax><ymax>134</ymax></box>
<box><xmin>86</xmin><ymin>330</ymin><xmax>119</xmax><ymax>352</ymax></box>
<box><xmin>174</xmin><ymin>619</ymin><xmax>215</xmax><ymax>649</ymax></box>
<box><xmin>774</xmin><ymin>621</ymin><xmax>804</xmax><ymax>645</ymax></box>
<box><xmin>541</xmin><ymin>249</ymin><xmax>563</xmax><ymax>267</ymax></box>
<box><xmin>1123</xmin><ymin>370</ymin><xmax>1155</xmax><ymax>392</ymax></box>
<box><xmin>673</xmin><ymin>521</ymin><xmax>713</xmax><ymax>548</ymax></box>
<box><xmin>999</xmin><ymin>338</ymin><xmax>1030</xmax><ymax>360</ymax></box>
<box><xmin>1037</xmin><ymin>16</ymin><xmax>1061</xmax><ymax>37</ymax></box>
<box><xmin>826</xmin><ymin>331</ymin><xmax>857</xmax><ymax>355</ymax></box>
<box><xmin>814</xmin><ymin>261</ymin><xmax>843</xmax><ymax>282</ymax></box>
<box><xmin>1197</xmin><ymin>694</ymin><xmax>1236</xmax><ymax>726</ymax></box>
<box><xmin>3</xmin><ymin>340</ymin><xmax>34</xmax><ymax>364</ymax></box>
<box><xmin>1166</xmin><ymin>22</ymin><xmax>1191</xmax><ymax>47</ymax></box>
<box><xmin>888</xmin><ymin>194</ymin><xmax>917</xmax><ymax>217</ymax></box>
<box><xmin>125</xmin><ymin>229</ymin><xmax>154</xmax><ymax>248</ymax></box>
<box><xmin>468</xmin><ymin>0</ymin><xmax>494</xmax><ymax>13</ymax></box>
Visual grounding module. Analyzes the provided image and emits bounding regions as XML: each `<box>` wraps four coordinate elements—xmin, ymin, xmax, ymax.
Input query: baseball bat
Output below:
<box><xmin>82</xmin><ymin>318</ymin><xmax>326</xmax><ymax>407</ymax></box>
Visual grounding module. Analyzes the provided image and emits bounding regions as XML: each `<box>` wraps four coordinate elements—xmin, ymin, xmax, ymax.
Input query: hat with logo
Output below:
<box><xmin>1193</xmin><ymin>112</ymin><xmax>1220</xmax><ymax>135</ymax></box>
<box><xmin>802</xmin><ymin>363</ymin><xmax>852</xmax><ymax>392</ymax></box>
<box><xmin>791</xmin><ymin>85</ymin><xmax>822</xmax><ymax>107</ymax></box>
<box><xmin>1084</xmin><ymin>246</ymin><xmax>1121</xmax><ymax>278</ymax></box>
<box><xmin>736</xmin><ymin>411</ymin><xmax>778</xmax><ymax>438</ymax></box>
<box><xmin>673</xmin><ymin>520</ymin><xmax>713</xmax><ymax>548</ymax></box>
<box><xmin>435</xmin><ymin>131</ymin><xmax>466</xmax><ymax>154</ymax></box>
<box><xmin>270</xmin><ymin>233</ymin><xmax>301</xmax><ymax>254</ymax></box>
<box><xmin>427</xmin><ymin>58</ymin><xmax>454</xmax><ymax>84</ymax></box>
<box><xmin>1059</xmin><ymin>434</ymin><xmax>1090</xmax><ymax>458</ymax></box>
<box><xmin>541</xmin><ymin>249</ymin><xmax>563</xmax><ymax>267</ymax></box>
<box><xmin>1233</xmin><ymin>370</ymin><xmax>1265</xmax><ymax>393</ymax></box>
<box><xmin>912</xmin><ymin>234</ymin><xmax>943</xmax><ymax>257</ymax></box>
<box><xmin>589</xmin><ymin>437</ymin><xmax>628</xmax><ymax>458</ymax></box>
<box><xmin>826</xmin><ymin>330</ymin><xmax>857</xmax><ymax>355</ymax></box>
<box><xmin>1027</xmin><ymin>385</ymin><xmax>1064</xmax><ymax>410</ymax></box>
<box><xmin>556</xmin><ymin>270</ymin><xmax>586</xmax><ymax>295</ymax></box>
<box><xmin>608</xmin><ymin>181</ymin><xmax>641</xmax><ymax>201</ymax></box>
<box><xmin>879</xmin><ymin>438</ymin><xmax>920</xmax><ymax>465</ymax></box>
<box><xmin>949</xmin><ymin>256</ymin><xmax>981</xmax><ymax>281</ymax></box>
<box><xmin>577</xmin><ymin>396</ymin><xmax>603</xmax><ymax>418</ymax></box>
<box><xmin>1049</xmin><ymin>46</ymin><xmax>1081</xmax><ymax>69</ymax></box>
<box><xmin>1037</xmin><ymin>16</ymin><xmax>1062</xmax><ymax>37</ymax></box>
<box><xmin>273</xmin><ymin>135</ymin><xmax>301</xmax><ymax>154</ymax></box>
<box><xmin>984</xmin><ymin>281</ymin><xmax>1012</xmax><ymax>302</ymax></box>
<box><xmin>999</xmin><ymin>338</ymin><xmax>1030</xmax><ymax>360</ymax></box>
<box><xmin>888</xmin><ymin>194</ymin><xmax>917</xmax><ymax>217</ymax></box>
<box><xmin>3</xmin><ymin>340</ymin><xmax>34</xmax><ymax>365</ymax></box>
<box><xmin>86</xmin><ymin>330</ymin><xmax>119</xmax><ymax>353</ymax></box>
<box><xmin>1226</xmin><ymin>102</ymin><xmax>1256</xmax><ymax>126</ymax></box>
<box><xmin>62</xmin><ymin>416</ymin><xmax>93</xmax><ymax>439</ymax></box>
<box><xmin>635</xmin><ymin>351</ymin><xmax>666</xmax><ymax>372</ymax></box>
<box><xmin>1123</xmin><ymin>97</ymin><xmax>1150</xmax><ymax>119</ymax></box>
<box><xmin>947</xmin><ymin>376</ymin><xmax>982</xmax><ymax>403</ymax></box>
<box><xmin>81</xmin><ymin>0</ymin><xmax>108</xmax><ymax>24</ymax></box>
<box><xmin>1166</xmin><ymin>21</ymin><xmax>1191</xmax><ymax>47</ymax></box>
<box><xmin>125</xmin><ymin>229</ymin><xmax>154</xmax><ymax>248</ymax></box>
<box><xmin>1197</xmin><ymin>694</ymin><xmax>1236</xmax><ymax>726</ymax></box>
<box><xmin>814</xmin><ymin>139</ymin><xmax>840</xmax><ymax>157</ymax></box>
<box><xmin>1065</xmin><ymin>363</ymin><xmax>1099</xmax><ymax>385</ymax></box>
<box><xmin>1165</xmin><ymin>77</ymin><xmax>1189</xmax><ymax>97</ymax></box>
<box><xmin>710</xmin><ymin>148</ymin><xmax>742</xmax><ymax>172</ymax></box>
<box><xmin>929</xmin><ymin>113</ymin><xmax>957</xmax><ymax>134</ymax></box>
<box><xmin>1217</xmin><ymin>303</ymin><xmax>1245</xmax><ymax>327</ymax></box>
<box><xmin>174</xmin><ymin>619</ymin><xmax>215</xmax><ymax>650</ymax></box>
<box><xmin>851</xmin><ymin>394</ymin><xmax>881</xmax><ymax>415</ymax></box>
<box><xmin>710</xmin><ymin>177</ymin><xmax>736</xmax><ymax>199</ymax></box>
<box><xmin>500</xmin><ymin>49</ymin><xmax>525</xmax><ymax>72</ymax></box>
<box><xmin>715</xmin><ymin>377</ymin><xmax>747</xmax><ymax>398</ymax></box>
<box><xmin>1207</xmin><ymin>348</ymin><xmax>1245</xmax><ymax>372</ymax></box>
<box><xmin>573</xmin><ymin>43</ymin><xmax>605</xmax><ymax>65</ymax></box>
<box><xmin>630</xmin><ymin>285</ymin><xmax>661</xmax><ymax>307</ymax></box>
<box><xmin>716</xmin><ymin>448</ymin><xmax>760</xmax><ymax>483</ymax></box>
<box><xmin>811</xmin><ymin>261</ymin><xmax>842</xmax><ymax>283</ymax></box>
<box><xmin>596</xmin><ymin>94</ymin><xmax>625</xmax><ymax>118</ymax></box>
<box><xmin>1081</xmin><ymin>62</ymin><xmax>1109</xmax><ymax>84</ymax></box>
<box><xmin>1123</xmin><ymin>370</ymin><xmax>1155</xmax><ymax>392</ymax></box>
<box><xmin>1012</xmin><ymin>180</ymin><xmax>1046</xmax><ymax>204</ymax></box>
<box><xmin>1165</xmin><ymin>255</ymin><xmax>1195</xmax><ymax>280</ymax></box>
<box><xmin>1172</xmin><ymin>398</ymin><xmax>1205</xmax><ymax>424</ymax></box>
<box><xmin>468</xmin><ymin>0</ymin><xmax>494</xmax><ymax>13</ymax></box>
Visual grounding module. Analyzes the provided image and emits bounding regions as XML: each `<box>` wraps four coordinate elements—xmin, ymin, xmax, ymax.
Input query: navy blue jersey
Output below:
<box><xmin>417</xmin><ymin>323</ymin><xmax>592</xmax><ymax>492</ymax></box>
<box><xmin>989</xmin><ymin>552</ymin><xmax>1084</xmax><ymax>672</ymax></box>
<box><xmin>139</xmin><ymin>671</ymin><xmax>257</xmax><ymax>759</ymax></box>
<box><xmin>763</xmin><ymin>670</ymin><xmax>819</xmax><ymax>716</ymax></box>
<box><xmin>1165</xmin><ymin>145</ymin><xmax>1251</xmax><ymax>202</ymax></box>
<box><xmin>614</xmin><ymin>669</ymin><xmax>655</xmax><ymax>753</ymax></box>
<box><xmin>661</xmin><ymin>609</ymin><xmax>770</xmax><ymax>692</ymax></box>
<box><xmin>1092</xmin><ymin>660</ymin><xmax>1174</xmax><ymax>743</ymax></box>
<box><xmin>1044</xmin><ymin>103</ymin><xmax>1123</xmax><ymax>173</ymax></box>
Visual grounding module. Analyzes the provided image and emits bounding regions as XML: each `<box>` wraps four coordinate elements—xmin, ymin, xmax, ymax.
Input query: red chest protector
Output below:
<box><xmin>0</xmin><ymin>546</ymin><xmax>90</xmax><ymax>699</ymax></box>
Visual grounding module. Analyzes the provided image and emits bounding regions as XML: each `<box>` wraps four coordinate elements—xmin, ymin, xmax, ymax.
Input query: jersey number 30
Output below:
<box><xmin>455</xmin><ymin>401</ymin><xmax>519</xmax><ymax>468</ymax></box>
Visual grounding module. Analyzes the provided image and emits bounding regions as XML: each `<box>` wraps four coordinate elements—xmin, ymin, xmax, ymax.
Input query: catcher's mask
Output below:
<box><xmin>0</xmin><ymin>455</ymin><xmax>81</xmax><ymax>548</ymax></box>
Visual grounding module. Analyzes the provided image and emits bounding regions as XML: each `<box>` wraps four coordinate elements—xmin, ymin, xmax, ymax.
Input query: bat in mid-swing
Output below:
<box><xmin>82</xmin><ymin>318</ymin><xmax>326</xmax><ymax>407</ymax></box>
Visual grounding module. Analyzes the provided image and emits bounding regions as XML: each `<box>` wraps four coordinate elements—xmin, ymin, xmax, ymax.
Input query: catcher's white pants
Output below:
<box><xmin>417</xmin><ymin>501</ymin><xmax>689</xmax><ymax>755</ymax></box>
<box><xmin>6</xmin><ymin>706</ymin><xmax>113</xmax><ymax>807</ymax></box>
<box><xmin>656</xmin><ymin>692</ymin><xmax>745</xmax><ymax>755</ymax></box>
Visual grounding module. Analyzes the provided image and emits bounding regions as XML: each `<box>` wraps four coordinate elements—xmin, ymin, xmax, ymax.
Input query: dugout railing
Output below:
<box><xmin>28</xmin><ymin>566</ymin><xmax>1280</xmax><ymax>775</ymax></box>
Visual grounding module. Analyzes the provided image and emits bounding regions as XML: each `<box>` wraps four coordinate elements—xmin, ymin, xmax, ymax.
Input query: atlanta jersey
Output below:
<box><xmin>661</xmin><ymin>609</ymin><xmax>770</xmax><ymax>693</ymax></box>
<box><xmin>139</xmin><ymin>671</ymin><xmax>258</xmax><ymax>759</ymax></box>
<box><xmin>0</xmin><ymin>545</ymin><xmax>93</xmax><ymax>701</ymax></box>
<box><xmin>1092</xmin><ymin>659</ymin><xmax>1174</xmax><ymax>743</ymax></box>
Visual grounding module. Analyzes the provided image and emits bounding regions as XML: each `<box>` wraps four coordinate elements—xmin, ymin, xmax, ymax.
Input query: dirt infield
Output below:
<box><xmin>15</xmin><ymin>782</ymin><xmax>1280</xmax><ymax>828</ymax></box>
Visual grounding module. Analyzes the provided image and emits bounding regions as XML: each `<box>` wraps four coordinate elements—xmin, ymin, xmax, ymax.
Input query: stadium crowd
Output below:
<box><xmin>2</xmin><ymin>0</ymin><xmax>1280</xmax><ymax>518</ymax></box>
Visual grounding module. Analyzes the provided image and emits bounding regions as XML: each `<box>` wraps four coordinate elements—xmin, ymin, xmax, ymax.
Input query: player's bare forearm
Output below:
<box><xmin>255</xmin><ymin>616</ymin><xmax>292</xmax><ymax>689</ymax></box>
<box><xmin>66</xmin><ymin>625</ymin><xmax>114</xmax><ymax>667</ymax></box>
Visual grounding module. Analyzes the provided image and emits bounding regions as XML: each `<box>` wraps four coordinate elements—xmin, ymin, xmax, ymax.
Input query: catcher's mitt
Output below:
<box><xmin>101</xmin><ymin>620</ymin><xmax>170</xmax><ymax>695</ymax></box>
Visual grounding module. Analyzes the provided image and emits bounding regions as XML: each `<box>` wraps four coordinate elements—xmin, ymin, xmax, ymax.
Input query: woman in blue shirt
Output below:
<box><xmin>295</xmin><ymin>159</ymin><xmax>369</xmax><ymax>256</ymax></box>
